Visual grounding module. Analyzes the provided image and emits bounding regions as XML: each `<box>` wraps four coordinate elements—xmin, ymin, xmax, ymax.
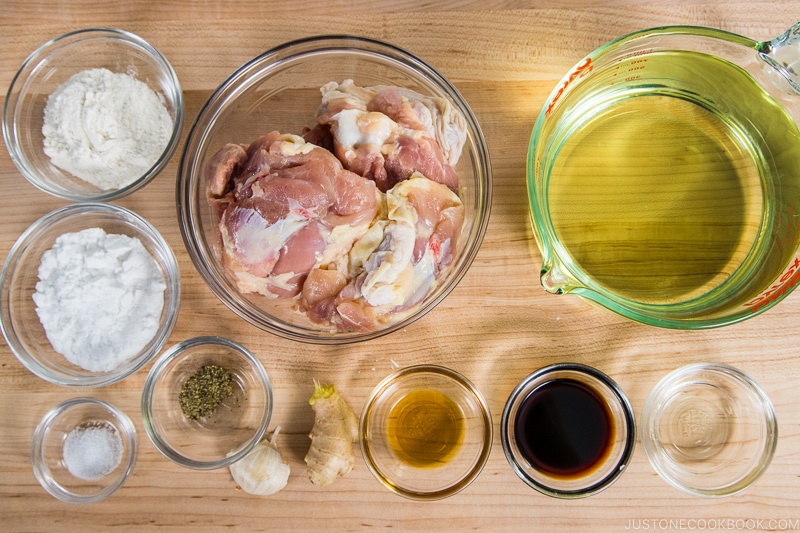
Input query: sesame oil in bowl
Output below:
<box><xmin>385</xmin><ymin>388</ymin><xmax>466</xmax><ymax>469</ymax></box>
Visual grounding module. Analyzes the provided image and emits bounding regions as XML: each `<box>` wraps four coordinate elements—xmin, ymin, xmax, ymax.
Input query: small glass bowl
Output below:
<box><xmin>3</xmin><ymin>27</ymin><xmax>183</xmax><ymax>201</ymax></box>
<box><xmin>177</xmin><ymin>35</ymin><xmax>492</xmax><ymax>344</ymax></box>
<box><xmin>360</xmin><ymin>365</ymin><xmax>492</xmax><ymax>500</ymax></box>
<box><xmin>32</xmin><ymin>397</ymin><xmax>137</xmax><ymax>504</ymax></box>
<box><xmin>0</xmin><ymin>203</ymin><xmax>181</xmax><ymax>387</ymax></box>
<box><xmin>141</xmin><ymin>336</ymin><xmax>272</xmax><ymax>470</ymax></box>
<box><xmin>501</xmin><ymin>363</ymin><xmax>636</xmax><ymax>498</ymax></box>
<box><xmin>641</xmin><ymin>363</ymin><xmax>777</xmax><ymax>497</ymax></box>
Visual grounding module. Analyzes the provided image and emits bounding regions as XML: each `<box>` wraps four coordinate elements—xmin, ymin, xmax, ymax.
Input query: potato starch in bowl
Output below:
<box><xmin>32</xmin><ymin>227</ymin><xmax>166</xmax><ymax>372</ymax></box>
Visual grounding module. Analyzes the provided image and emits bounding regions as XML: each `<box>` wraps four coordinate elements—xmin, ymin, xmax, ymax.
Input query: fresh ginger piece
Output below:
<box><xmin>304</xmin><ymin>381</ymin><xmax>359</xmax><ymax>487</ymax></box>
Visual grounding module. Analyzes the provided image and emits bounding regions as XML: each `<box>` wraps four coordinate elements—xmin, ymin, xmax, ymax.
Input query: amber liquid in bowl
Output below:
<box><xmin>386</xmin><ymin>389</ymin><xmax>465</xmax><ymax>468</ymax></box>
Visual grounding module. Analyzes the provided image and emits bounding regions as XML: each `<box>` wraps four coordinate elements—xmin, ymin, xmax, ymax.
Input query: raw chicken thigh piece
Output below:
<box><xmin>205</xmin><ymin>81</ymin><xmax>468</xmax><ymax>333</ymax></box>
<box><xmin>386</xmin><ymin>173</ymin><xmax>465</xmax><ymax>272</ymax></box>
<box><xmin>206</xmin><ymin>132</ymin><xmax>380</xmax><ymax>299</ymax></box>
<box><xmin>205</xmin><ymin>143</ymin><xmax>247</xmax><ymax>216</ymax></box>
<box><xmin>301</xmin><ymin>174</ymin><xmax>464</xmax><ymax>331</ymax></box>
<box><xmin>317</xmin><ymin>80</ymin><xmax>467</xmax><ymax>165</ymax></box>
<box><xmin>316</xmin><ymin>80</ymin><xmax>466</xmax><ymax>193</ymax></box>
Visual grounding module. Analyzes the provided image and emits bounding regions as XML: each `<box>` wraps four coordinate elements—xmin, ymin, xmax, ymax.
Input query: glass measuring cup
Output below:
<box><xmin>528</xmin><ymin>24</ymin><xmax>800</xmax><ymax>328</ymax></box>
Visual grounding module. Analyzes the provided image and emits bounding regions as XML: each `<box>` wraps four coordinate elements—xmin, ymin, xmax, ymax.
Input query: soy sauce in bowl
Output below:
<box><xmin>514</xmin><ymin>379</ymin><xmax>613</xmax><ymax>478</ymax></box>
<box><xmin>501</xmin><ymin>363</ymin><xmax>635</xmax><ymax>498</ymax></box>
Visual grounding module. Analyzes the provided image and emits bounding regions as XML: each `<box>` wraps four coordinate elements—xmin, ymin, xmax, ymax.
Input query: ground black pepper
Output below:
<box><xmin>178</xmin><ymin>364</ymin><xmax>234</xmax><ymax>420</ymax></box>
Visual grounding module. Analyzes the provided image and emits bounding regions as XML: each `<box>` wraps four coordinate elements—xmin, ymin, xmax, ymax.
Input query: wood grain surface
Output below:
<box><xmin>2</xmin><ymin>2</ymin><xmax>800</xmax><ymax>532</ymax></box>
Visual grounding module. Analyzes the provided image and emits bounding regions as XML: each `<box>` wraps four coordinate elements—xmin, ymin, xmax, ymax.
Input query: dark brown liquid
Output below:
<box><xmin>514</xmin><ymin>379</ymin><xmax>613</xmax><ymax>478</ymax></box>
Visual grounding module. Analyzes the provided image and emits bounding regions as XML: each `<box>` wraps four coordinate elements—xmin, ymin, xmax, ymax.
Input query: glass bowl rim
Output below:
<box><xmin>31</xmin><ymin>396</ymin><xmax>138</xmax><ymax>504</ymax></box>
<box><xmin>2</xmin><ymin>26</ymin><xmax>185</xmax><ymax>202</ymax></box>
<box><xmin>176</xmin><ymin>34</ymin><xmax>492</xmax><ymax>345</ymax></box>
<box><xmin>359</xmin><ymin>363</ymin><xmax>493</xmax><ymax>500</ymax></box>
<box><xmin>140</xmin><ymin>335</ymin><xmax>273</xmax><ymax>470</ymax></box>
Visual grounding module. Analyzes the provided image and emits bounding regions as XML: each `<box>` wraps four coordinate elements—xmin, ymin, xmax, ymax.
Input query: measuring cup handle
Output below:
<box><xmin>759</xmin><ymin>22</ymin><xmax>800</xmax><ymax>94</ymax></box>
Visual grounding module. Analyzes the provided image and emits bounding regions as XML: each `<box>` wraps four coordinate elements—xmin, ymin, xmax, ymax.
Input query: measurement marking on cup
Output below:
<box><xmin>615</xmin><ymin>48</ymin><xmax>654</xmax><ymax>62</ymax></box>
<box><xmin>545</xmin><ymin>57</ymin><xmax>593</xmax><ymax>116</ymax></box>
<box><xmin>745</xmin><ymin>257</ymin><xmax>800</xmax><ymax>311</ymax></box>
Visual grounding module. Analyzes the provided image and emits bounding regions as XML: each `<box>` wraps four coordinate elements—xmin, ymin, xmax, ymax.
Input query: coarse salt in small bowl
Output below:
<box><xmin>0</xmin><ymin>202</ymin><xmax>181</xmax><ymax>387</ymax></box>
<box><xmin>32</xmin><ymin>397</ymin><xmax>137</xmax><ymax>504</ymax></box>
<box><xmin>3</xmin><ymin>27</ymin><xmax>183</xmax><ymax>201</ymax></box>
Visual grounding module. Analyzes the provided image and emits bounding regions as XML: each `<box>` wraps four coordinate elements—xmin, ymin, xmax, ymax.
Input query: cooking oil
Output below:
<box><xmin>544</xmin><ymin>50</ymin><xmax>800</xmax><ymax>306</ymax></box>
<box><xmin>386</xmin><ymin>388</ymin><xmax>465</xmax><ymax>468</ymax></box>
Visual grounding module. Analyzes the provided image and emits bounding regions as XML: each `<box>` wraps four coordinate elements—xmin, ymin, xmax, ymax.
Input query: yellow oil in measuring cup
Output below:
<box><xmin>529</xmin><ymin>26</ymin><xmax>800</xmax><ymax>328</ymax></box>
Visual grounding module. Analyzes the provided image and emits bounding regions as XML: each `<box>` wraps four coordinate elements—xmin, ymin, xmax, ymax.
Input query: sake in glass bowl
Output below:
<box><xmin>360</xmin><ymin>365</ymin><xmax>493</xmax><ymax>500</ymax></box>
<box><xmin>641</xmin><ymin>363</ymin><xmax>777</xmax><ymax>497</ymax></box>
<box><xmin>3</xmin><ymin>27</ymin><xmax>183</xmax><ymax>201</ymax></box>
<box><xmin>0</xmin><ymin>202</ymin><xmax>181</xmax><ymax>387</ymax></box>
<box><xmin>141</xmin><ymin>336</ymin><xmax>273</xmax><ymax>470</ymax></box>
<box><xmin>177</xmin><ymin>35</ymin><xmax>492</xmax><ymax>344</ymax></box>
<box><xmin>32</xmin><ymin>397</ymin><xmax>137</xmax><ymax>504</ymax></box>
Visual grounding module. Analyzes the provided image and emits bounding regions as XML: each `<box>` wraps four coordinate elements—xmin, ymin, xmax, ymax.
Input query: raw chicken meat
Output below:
<box><xmin>206</xmin><ymin>132</ymin><xmax>380</xmax><ymax>299</ymax></box>
<box><xmin>303</xmin><ymin>175</ymin><xmax>464</xmax><ymax>331</ymax></box>
<box><xmin>315</xmin><ymin>80</ymin><xmax>466</xmax><ymax>193</ymax></box>
<box><xmin>206</xmin><ymin>81</ymin><xmax>468</xmax><ymax>332</ymax></box>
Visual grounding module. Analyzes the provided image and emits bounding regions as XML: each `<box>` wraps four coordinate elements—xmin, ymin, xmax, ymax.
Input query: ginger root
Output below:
<box><xmin>304</xmin><ymin>381</ymin><xmax>359</xmax><ymax>487</ymax></box>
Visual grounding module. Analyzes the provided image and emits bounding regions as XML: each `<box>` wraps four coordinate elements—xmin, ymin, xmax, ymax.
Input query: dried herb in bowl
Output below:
<box><xmin>178</xmin><ymin>365</ymin><xmax>234</xmax><ymax>420</ymax></box>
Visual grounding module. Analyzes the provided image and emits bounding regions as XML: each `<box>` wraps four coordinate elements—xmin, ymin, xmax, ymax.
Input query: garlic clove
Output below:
<box><xmin>230</xmin><ymin>426</ymin><xmax>291</xmax><ymax>496</ymax></box>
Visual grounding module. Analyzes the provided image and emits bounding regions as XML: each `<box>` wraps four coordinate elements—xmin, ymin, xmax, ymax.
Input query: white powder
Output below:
<box><xmin>63</xmin><ymin>423</ymin><xmax>123</xmax><ymax>480</ymax></box>
<box><xmin>42</xmin><ymin>68</ymin><xmax>172</xmax><ymax>190</ymax></box>
<box><xmin>32</xmin><ymin>227</ymin><xmax>166</xmax><ymax>372</ymax></box>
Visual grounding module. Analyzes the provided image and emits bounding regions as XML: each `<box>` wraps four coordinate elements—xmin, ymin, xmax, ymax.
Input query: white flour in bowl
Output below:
<box><xmin>41</xmin><ymin>68</ymin><xmax>172</xmax><ymax>190</ymax></box>
<box><xmin>32</xmin><ymin>227</ymin><xmax>166</xmax><ymax>372</ymax></box>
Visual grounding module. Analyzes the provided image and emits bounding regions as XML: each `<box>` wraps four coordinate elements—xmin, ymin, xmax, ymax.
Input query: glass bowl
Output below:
<box><xmin>32</xmin><ymin>397</ymin><xmax>137</xmax><ymax>504</ymax></box>
<box><xmin>0</xmin><ymin>203</ymin><xmax>181</xmax><ymax>387</ymax></box>
<box><xmin>141</xmin><ymin>336</ymin><xmax>272</xmax><ymax>470</ymax></box>
<box><xmin>360</xmin><ymin>365</ymin><xmax>492</xmax><ymax>500</ymax></box>
<box><xmin>641</xmin><ymin>363</ymin><xmax>778</xmax><ymax>497</ymax></box>
<box><xmin>3</xmin><ymin>27</ymin><xmax>183</xmax><ymax>201</ymax></box>
<box><xmin>177</xmin><ymin>35</ymin><xmax>492</xmax><ymax>344</ymax></box>
<box><xmin>501</xmin><ymin>363</ymin><xmax>636</xmax><ymax>498</ymax></box>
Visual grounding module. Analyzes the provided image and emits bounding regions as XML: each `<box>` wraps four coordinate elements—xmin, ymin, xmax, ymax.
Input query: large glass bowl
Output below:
<box><xmin>177</xmin><ymin>35</ymin><xmax>492</xmax><ymax>344</ymax></box>
<box><xmin>3</xmin><ymin>28</ymin><xmax>183</xmax><ymax>201</ymax></box>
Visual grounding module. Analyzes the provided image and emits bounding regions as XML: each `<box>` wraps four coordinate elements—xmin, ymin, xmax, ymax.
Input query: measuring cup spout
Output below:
<box><xmin>540</xmin><ymin>261</ymin><xmax>577</xmax><ymax>295</ymax></box>
<box><xmin>759</xmin><ymin>22</ymin><xmax>800</xmax><ymax>94</ymax></box>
